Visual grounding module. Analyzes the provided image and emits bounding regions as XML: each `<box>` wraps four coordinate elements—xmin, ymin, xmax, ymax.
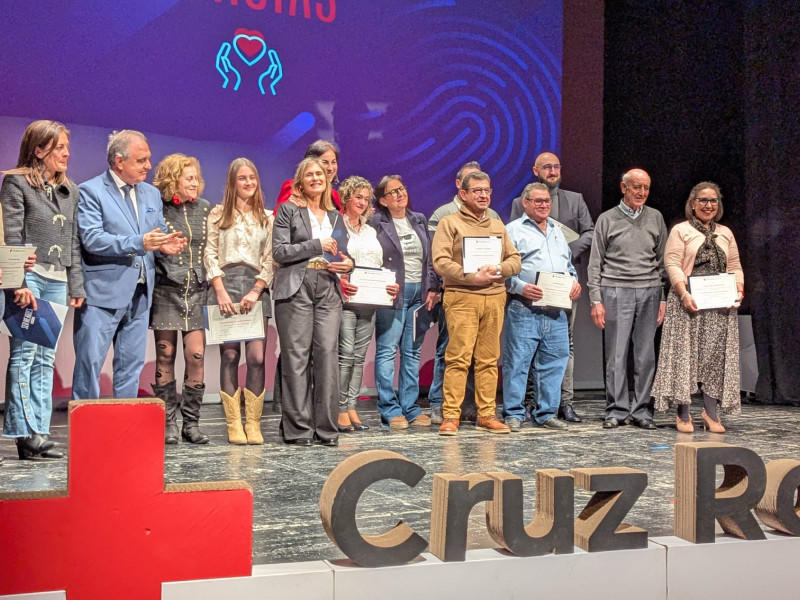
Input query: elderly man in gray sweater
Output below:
<box><xmin>587</xmin><ymin>168</ymin><xmax>667</xmax><ymax>430</ymax></box>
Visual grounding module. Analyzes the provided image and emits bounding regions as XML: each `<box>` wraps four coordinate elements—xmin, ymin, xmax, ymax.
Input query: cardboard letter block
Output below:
<box><xmin>572</xmin><ymin>467</ymin><xmax>648</xmax><ymax>552</ymax></box>
<box><xmin>319</xmin><ymin>449</ymin><xmax>428</xmax><ymax>567</ymax></box>
<box><xmin>755</xmin><ymin>459</ymin><xmax>800</xmax><ymax>535</ymax></box>
<box><xmin>674</xmin><ymin>442</ymin><xmax>767</xmax><ymax>543</ymax></box>
<box><xmin>429</xmin><ymin>473</ymin><xmax>494</xmax><ymax>562</ymax></box>
<box><xmin>0</xmin><ymin>400</ymin><xmax>253</xmax><ymax>599</ymax></box>
<box><xmin>485</xmin><ymin>469</ymin><xmax>574</xmax><ymax>556</ymax></box>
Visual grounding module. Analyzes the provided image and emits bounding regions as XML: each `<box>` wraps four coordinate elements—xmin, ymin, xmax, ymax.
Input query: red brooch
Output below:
<box><xmin>171</xmin><ymin>195</ymin><xmax>195</xmax><ymax>205</ymax></box>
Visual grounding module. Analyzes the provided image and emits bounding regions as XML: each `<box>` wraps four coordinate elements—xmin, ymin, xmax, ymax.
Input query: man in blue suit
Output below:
<box><xmin>72</xmin><ymin>130</ymin><xmax>185</xmax><ymax>400</ymax></box>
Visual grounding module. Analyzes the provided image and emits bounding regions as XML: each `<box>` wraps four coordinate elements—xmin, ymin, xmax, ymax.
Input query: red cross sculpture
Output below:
<box><xmin>0</xmin><ymin>399</ymin><xmax>253</xmax><ymax>598</ymax></box>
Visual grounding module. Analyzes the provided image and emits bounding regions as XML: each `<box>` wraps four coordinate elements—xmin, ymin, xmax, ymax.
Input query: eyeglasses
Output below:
<box><xmin>695</xmin><ymin>198</ymin><xmax>720</xmax><ymax>206</ymax></box>
<box><xmin>525</xmin><ymin>197</ymin><xmax>551</xmax><ymax>206</ymax></box>
<box><xmin>467</xmin><ymin>187</ymin><xmax>492</xmax><ymax>196</ymax></box>
<box><xmin>539</xmin><ymin>164</ymin><xmax>561</xmax><ymax>172</ymax></box>
<box><xmin>383</xmin><ymin>185</ymin><xmax>407</xmax><ymax>199</ymax></box>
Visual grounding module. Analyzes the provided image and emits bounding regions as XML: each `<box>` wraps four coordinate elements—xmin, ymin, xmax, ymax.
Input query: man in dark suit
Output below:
<box><xmin>72</xmin><ymin>130</ymin><xmax>185</xmax><ymax>400</ymax></box>
<box><xmin>509</xmin><ymin>152</ymin><xmax>594</xmax><ymax>422</ymax></box>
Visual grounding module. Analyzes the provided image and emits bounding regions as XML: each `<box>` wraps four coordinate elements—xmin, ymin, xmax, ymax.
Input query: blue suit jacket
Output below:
<box><xmin>368</xmin><ymin>208</ymin><xmax>439</xmax><ymax>310</ymax></box>
<box><xmin>78</xmin><ymin>170</ymin><xmax>166</xmax><ymax>309</ymax></box>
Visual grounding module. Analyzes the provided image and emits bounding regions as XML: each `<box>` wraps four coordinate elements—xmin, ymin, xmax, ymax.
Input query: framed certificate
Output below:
<box><xmin>347</xmin><ymin>267</ymin><xmax>396</xmax><ymax>307</ymax></box>
<box><xmin>204</xmin><ymin>303</ymin><xmax>265</xmax><ymax>345</ymax></box>
<box><xmin>530</xmin><ymin>272</ymin><xmax>574</xmax><ymax>309</ymax></box>
<box><xmin>462</xmin><ymin>236</ymin><xmax>502</xmax><ymax>274</ymax></box>
<box><xmin>687</xmin><ymin>273</ymin><xmax>738</xmax><ymax>310</ymax></box>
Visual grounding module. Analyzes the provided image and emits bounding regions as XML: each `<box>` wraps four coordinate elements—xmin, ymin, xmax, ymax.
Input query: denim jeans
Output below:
<box><xmin>374</xmin><ymin>282</ymin><xmax>423</xmax><ymax>425</ymax></box>
<box><xmin>502</xmin><ymin>299</ymin><xmax>569</xmax><ymax>425</ymax></box>
<box><xmin>2</xmin><ymin>272</ymin><xmax>67</xmax><ymax>437</ymax></box>
<box><xmin>339</xmin><ymin>304</ymin><xmax>376</xmax><ymax>411</ymax></box>
<box><xmin>427</xmin><ymin>301</ymin><xmax>447</xmax><ymax>407</ymax></box>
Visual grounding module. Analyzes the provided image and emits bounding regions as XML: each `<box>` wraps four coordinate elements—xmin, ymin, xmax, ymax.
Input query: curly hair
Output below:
<box><xmin>338</xmin><ymin>175</ymin><xmax>375</xmax><ymax>220</ymax></box>
<box><xmin>152</xmin><ymin>153</ymin><xmax>205</xmax><ymax>201</ymax></box>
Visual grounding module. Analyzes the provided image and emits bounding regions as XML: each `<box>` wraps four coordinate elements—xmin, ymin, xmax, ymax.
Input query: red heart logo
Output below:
<box><xmin>233</xmin><ymin>28</ymin><xmax>266</xmax><ymax>65</ymax></box>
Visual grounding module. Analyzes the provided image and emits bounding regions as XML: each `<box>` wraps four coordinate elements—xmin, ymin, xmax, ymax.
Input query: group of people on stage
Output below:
<box><xmin>0</xmin><ymin>119</ymin><xmax>745</xmax><ymax>461</ymax></box>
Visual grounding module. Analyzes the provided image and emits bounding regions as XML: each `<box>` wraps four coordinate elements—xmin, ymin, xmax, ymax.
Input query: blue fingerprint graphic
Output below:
<box><xmin>378</xmin><ymin>10</ymin><xmax>561</xmax><ymax>215</ymax></box>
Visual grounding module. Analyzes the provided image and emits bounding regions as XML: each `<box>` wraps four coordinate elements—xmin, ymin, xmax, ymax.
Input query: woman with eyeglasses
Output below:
<box><xmin>369</xmin><ymin>175</ymin><xmax>440</xmax><ymax>430</ymax></box>
<box><xmin>651</xmin><ymin>182</ymin><xmax>744</xmax><ymax>433</ymax></box>
<box><xmin>1</xmin><ymin>120</ymin><xmax>83</xmax><ymax>460</ymax></box>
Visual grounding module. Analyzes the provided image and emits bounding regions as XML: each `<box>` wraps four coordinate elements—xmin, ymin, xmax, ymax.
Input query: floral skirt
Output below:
<box><xmin>652</xmin><ymin>289</ymin><xmax>740</xmax><ymax>415</ymax></box>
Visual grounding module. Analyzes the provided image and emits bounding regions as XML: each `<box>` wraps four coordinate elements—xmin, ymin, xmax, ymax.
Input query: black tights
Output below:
<box><xmin>154</xmin><ymin>329</ymin><xmax>205</xmax><ymax>388</ymax></box>
<box><xmin>219</xmin><ymin>326</ymin><xmax>267</xmax><ymax>396</ymax></box>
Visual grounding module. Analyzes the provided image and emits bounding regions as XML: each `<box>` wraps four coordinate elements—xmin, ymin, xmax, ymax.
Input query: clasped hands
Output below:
<box><xmin>143</xmin><ymin>229</ymin><xmax>187</xmax><ymax>254</ymax></box>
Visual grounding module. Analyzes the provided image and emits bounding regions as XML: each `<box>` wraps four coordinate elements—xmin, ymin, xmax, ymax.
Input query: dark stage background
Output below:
<box><xmin>603</xmin><ymin>1</ymin><xmax>800</xmax><ymax>404</ymax></box>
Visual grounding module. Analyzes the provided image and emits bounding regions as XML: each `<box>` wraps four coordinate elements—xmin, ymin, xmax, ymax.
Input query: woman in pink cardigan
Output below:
<box><xmin>652</xmin><ymin>182</ymin><xmax>744</xmax><ymax>433</ymax></box>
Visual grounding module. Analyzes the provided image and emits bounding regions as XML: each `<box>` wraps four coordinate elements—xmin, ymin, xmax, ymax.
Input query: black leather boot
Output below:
<box><xmin>181</xmin><ymin>384</ymin><xmax>210</xmax><ymax>444</ymax></box>
<box><xmin>152</xmin><ymin>381</ymin><xmax>180</xmax><ymax>444</ymax></box>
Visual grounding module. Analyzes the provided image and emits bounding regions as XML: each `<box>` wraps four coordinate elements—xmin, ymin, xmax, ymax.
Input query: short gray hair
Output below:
<box><xmin>107</xmin><ymin>130</ymin><xmax>148</xmax><ymax>166</ymax></box>
<box><xmin>522</xmin><ymin>182</ymin><xmax>549</xmax><ymax>199</ymax></box>
<box><xmin>456</xmin><ymin>161</ymin><xmax>481</xmax><ymax>181</ymax></box>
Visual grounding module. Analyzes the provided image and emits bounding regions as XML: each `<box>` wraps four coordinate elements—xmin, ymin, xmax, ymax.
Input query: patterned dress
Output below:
<box><xmin>652</xmin><ymin>220</ymin><xmax>741</xmax><ymax>414</ymax></box>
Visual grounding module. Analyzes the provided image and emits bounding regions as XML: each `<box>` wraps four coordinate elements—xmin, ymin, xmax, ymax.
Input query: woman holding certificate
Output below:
<box><xmin>273</xmin><ymin>157</ymin><xmax>353</xmax><ymax>446</ymax></box>
<box><xmin>204</xmin><ymin>158</ymin><xmax>274</xmax><ymax>445</ymax></box>
<box><xmin>652</xmin><ymin>182</ymin><xmax>744</xmax><ymax>433</ymax></box>
<box><xmin>369</xmin><ymin>175</ymin><xmax>440</xmax><ymax>430</ymax></box>
<box><xmin>150</xmin><ymin>154</ymin><xmax>211</xmax><ymax>445</ymax></box>
<box><xmin>1</xmin><ymin>120</ymin><xmax>83</xmax><ymax>460</ymax></box>
<box><xmin>337</xmin><ymin>176</ymin><xmax>399</xmax><ymax>432</ymax></box>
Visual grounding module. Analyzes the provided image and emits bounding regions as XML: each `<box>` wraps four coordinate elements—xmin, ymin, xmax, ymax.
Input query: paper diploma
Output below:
<box><xmin>688</xmin><ymin>273</ymin><xmax>738</xmax><ymax>310</ymax></box>
<box><xmin>347</xmin><ymin>267</ymin><xmax>396</xmax><ymax>306</ymax></box>
<box><xmin>205</xmin><ymin>302</ymin><xmax>265</xmax><ymax>345</ymax></box>
<box><xmin>462</xmin><ymin>236</ymin><xmax>502</xmax><ymax>274</ymax></box>
<box><xmin>0</xmin><ymin>245</ymin><xmax>36</xmax><ymax>289</ymax></box>
<box><xmin>530</xmin><ymin>272</ymin><xmax>574</xmax><ymax>309</ymax></box>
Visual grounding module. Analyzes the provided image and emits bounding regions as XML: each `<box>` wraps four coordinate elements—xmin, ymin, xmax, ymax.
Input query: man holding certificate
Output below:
<box><xmin>431</xmin><ymin>171</ymin><xmax>521</xmax><ymax>436</ymax></box>
<box><xmin>503</xmin><ymin>183</ymin><xmax>581</xmax><ymax>431</ymax></box>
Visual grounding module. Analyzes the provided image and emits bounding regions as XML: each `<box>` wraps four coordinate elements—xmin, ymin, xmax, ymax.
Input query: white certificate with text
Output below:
<box><xmin>530</xmin><ymin>272</ymin><xmax>574</xmax><ymax>309</ymax></box>
<box><xmin>688</xmin><ymin>273</ymin><xmax>738</xmax><ymax>310</ymax></box>
<box><xmin>205</xmin><ymin>302</ymin><xmax>264</xmax><ymax>345</ymax></box>
<box><xmin>347</xmin><ymin>267</ymin><xmax>396</xmax><ymax>307</ymax></box>
<box><xmin>0</xmin><ymin>245</ymin><xmax>36</xmax><ymax>289</ymax></box>
<box><xmin>462</xmin><ymin>236</ymin><xmax>502</xmax><ymax>274</ymax></box>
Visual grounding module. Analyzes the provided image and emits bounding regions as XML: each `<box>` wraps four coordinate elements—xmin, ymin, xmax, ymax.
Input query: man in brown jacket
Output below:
<box><xmin>432</xmin><ymin>171</ymin><xmax>521</xmax><ymax>436</ymax></box>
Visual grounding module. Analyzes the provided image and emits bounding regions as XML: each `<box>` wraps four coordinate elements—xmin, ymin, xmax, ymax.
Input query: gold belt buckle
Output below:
<box><xmin>308</xmin><ymin>260</ymin><xmax>327</xmax><ymax>270</ymax></box>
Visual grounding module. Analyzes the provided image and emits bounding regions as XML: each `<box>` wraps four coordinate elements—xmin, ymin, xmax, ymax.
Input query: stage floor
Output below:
<box><xmin>1</xmin><ymin>392</ymin><xmax>797</xmax><ymax>565</ymax></box>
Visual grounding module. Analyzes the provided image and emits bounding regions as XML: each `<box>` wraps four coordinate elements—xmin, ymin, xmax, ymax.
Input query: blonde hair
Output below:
<box><xmin>339</xmin><ymin>175</ymin><xmax>375</xmax><ymax>220</ymax></box>
<box><xmin>290</xmin><ymin>157</ymin><xmax>333</xmax><ymax>210</ymax></box>
<box><xmin>215</xmin><ymin>158</ymin><xmax>269</xmax><ymax>229</ymax></box>
<box><xmin>152</xmin><ymin>153</ymin><xmax>205</xmax><ymax>201</ymax></box>
<box><xmin>2</xmin><ymin>120</ymin><xmax>71</xmax><ymax>189</ymax></box>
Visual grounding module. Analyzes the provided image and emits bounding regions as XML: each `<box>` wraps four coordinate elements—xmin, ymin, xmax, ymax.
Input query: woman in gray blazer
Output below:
<box><xmin>272</xmin><ymin>157</ymin><xmax>353</xmax><ymax>446</ymax></box>
<box><xmin>1</xmin><ymin>120</ymin><xmax>84</xmax><ymax>460</ymax></box>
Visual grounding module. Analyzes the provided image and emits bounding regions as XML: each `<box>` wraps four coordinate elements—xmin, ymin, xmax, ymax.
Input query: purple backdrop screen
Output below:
<box><xmin>0</xmin><ymin>0</ymin><xmax>562</xmax><ymax>218</ymax></box>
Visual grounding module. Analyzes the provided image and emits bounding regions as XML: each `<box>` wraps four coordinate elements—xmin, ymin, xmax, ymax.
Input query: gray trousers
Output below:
<box><xmin>338</xmin><ymin>304</ymin><xmax>376</xmax><ymax>411</ymax></box>
<box><xmin>560</xmin><ymin>300</ymin><xmax>578</xmax><ymax>406</ymax></box>
<box><xmin>275</xmin><ymin>269</ymin><xmax>342</xmax><ymax>442</ymax></box>
<box><xmin>601</xmin><ymin>286</ymin><xmax>661</xmax><ymax>421</ymax></box>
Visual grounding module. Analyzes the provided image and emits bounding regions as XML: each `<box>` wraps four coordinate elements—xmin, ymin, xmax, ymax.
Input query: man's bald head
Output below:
<box><xmin>532</xmin><ymin>152</ymin><xmax>562</xmax><ymax>189</ymax></box>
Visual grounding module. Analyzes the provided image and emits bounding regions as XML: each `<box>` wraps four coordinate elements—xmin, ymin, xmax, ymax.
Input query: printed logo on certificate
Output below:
<box><xmin>347</xmin><ymin>267</ymin><xmax>396</xmax><ymax>307</ymax></box>
<box><xmin>530</xmin><ymin>272</ymin><xmax>574</xmax><ymax>310</ymax></box>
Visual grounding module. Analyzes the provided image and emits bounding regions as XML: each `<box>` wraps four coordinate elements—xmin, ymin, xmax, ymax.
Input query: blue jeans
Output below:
<box><xmin>3</xmin><ymin>272</ymin><xmax>67</xmax><ymax>437</ymax></box>
<box><xmin>374</xmin><ymin>282</ymin><xmax>423</xmax><ymax>425</ymax></box>
<box><xmin>502</xmin><ymin>299</ymin><xmax>569</xmax><ymax>425</ymax></box>
<box><xmin>427</xmin><ymin>301</ymin><xmax>447</xmax><ymax>407</ymax></box>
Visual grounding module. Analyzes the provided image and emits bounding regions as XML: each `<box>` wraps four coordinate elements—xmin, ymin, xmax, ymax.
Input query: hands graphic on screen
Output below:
<box><xmin>215</xmin><ymin>31</ymin><xmax>282</xmax><ymax>96</ymax></box>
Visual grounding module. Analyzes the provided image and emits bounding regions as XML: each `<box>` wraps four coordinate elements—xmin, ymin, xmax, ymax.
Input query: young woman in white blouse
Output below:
<box><xmin>204</xmin><ymin>158</ymin><xmax>274</xmax><ymax>445</ymax></box>
<box><xmin>337</xmin><ymin>176</ymin><xmax>399</xmax><ymax>432</ymax></box>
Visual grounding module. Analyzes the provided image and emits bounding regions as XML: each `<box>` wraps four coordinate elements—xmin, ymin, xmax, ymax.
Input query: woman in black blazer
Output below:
<box><xmin>369</xmin><ymin>175</ymin><xmax>440</xmax><ymax>430</ymax></box>
<box><xmin>272</xmin><ymin>157</ymin><xmax>352</xmax><ymax>446</ymax></box>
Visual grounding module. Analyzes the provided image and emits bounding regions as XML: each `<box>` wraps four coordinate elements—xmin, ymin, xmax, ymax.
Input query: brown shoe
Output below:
<box><xmin>389</xmin><ymin>416</ymin><xmax>409</xmax><ymax>430</ymax></box>
<box><xmin>439</xmin><ymin>418</ymin><xmax>458</xmax><ymax>436</ymax></box>
<box><xmin>475</xmin><ymin>415</ymin><xmax>511</xmax><ymax>434</ymax></box>
<box><xmin>409</xmin><ymin>414</ymin><xmax>432</xmax><ymax>427</ymax></box>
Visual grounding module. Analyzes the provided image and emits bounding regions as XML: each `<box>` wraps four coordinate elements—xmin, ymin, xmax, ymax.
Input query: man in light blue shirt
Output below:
<box><xmin>503</xmin><ymin>183</ymin><xmax>581</xmax><ymax>430</ymax></box>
